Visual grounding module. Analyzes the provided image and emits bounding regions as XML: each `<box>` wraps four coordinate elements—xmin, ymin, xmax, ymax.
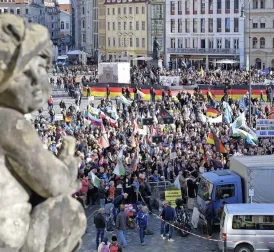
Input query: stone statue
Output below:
<box><xmin>0</xmin><ymin>15</ymin><xmax>86</xmax><ymax>252</ymax></box>
<box><xmin>153</xmin><ymin>37</ymin><xmax>160</xmax><ymax>60</ymax></box>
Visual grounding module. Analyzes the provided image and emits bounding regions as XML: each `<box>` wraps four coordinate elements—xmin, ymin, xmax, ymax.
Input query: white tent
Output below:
<box><xmin>215</xmin><ymin>59</ymin><xmax>239</xmax><ymax>64</ymax></box>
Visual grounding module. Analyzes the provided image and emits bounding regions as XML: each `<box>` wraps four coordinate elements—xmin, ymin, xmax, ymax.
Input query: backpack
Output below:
<box><xmin>109</xmin><ymin>242</ymin><xmax>119</xmax><ymax>252</ymax></box>
<box><xmin>101</xmin><ymin>244</ymin><xmax>110</xmax><ymax>252</ymax></box>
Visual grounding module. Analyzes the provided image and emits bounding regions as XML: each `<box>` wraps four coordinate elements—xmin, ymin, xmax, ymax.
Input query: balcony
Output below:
<box><xmin>166</xmin><ymin>48</ymin><xmax>239</xmax><ymax>54</ymax></box>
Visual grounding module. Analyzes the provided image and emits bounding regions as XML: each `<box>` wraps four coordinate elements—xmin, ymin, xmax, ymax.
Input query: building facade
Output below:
<box><xmin>0</xmin><ymin>0</ymin><xmax>45</xmax><ymax>25</ymax></box>
<box><xmin>59</xmin><ymin>10</ymin><xmax>72</xmax><ymax>55</ymax></box>
<box><xmin>44</xmin><ymin>0</ymin><xmax>60</xmax><ymax>46</ymax></box>
<box><xmin>104</xmin><ymin>0</ymin><xmax>148</xmax><ymax>63</ymax></box>
<box><xmin>147</xmin><ymin>0</ymin><xmax>165</xmax><ymax>57</ymax></box>
<box><xmin>165</xmin><ymin>0</ymin><xmax>245</xmax><ymax>69</ymax></box>
<box><xmin>244</xmin><ymin>0</ymin><xmax>274</xmax><ymax>69</ymax></box>
<box><xmin>98</xmin><ymin>0</ymin><xmax>106</xmax><ymax>61</ymax></box>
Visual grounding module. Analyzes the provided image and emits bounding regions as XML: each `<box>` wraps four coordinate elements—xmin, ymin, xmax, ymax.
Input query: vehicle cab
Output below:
<box><xmin>197</xmin><ymin>170</ymin><xmax>242</xmax><ymax>223</ymax></box>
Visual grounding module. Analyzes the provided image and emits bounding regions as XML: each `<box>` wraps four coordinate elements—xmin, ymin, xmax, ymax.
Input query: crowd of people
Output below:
<box><xmin>32</xmin><ymin>71</ymin><xmax>274</xmax><ymax>250</ymax></box>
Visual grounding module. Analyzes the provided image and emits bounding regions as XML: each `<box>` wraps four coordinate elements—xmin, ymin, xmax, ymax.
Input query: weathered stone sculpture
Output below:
<box><xmin>152</xmin><ymin>37</ymin><xmax>160</xmax><ymax>60</ymax></box>
<box><xmin>0</xmin><ymin>15</ymin><xmax>86</xmax><ymax>252</ymax></box>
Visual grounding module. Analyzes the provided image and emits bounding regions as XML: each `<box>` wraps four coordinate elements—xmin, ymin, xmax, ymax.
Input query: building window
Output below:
<box><xmin>136</xmin><ymin>7</ymin><xmax>139</xmax><ymax>14</ymax></box>
<box><xmin>16</xmin><ymin>8</ymin><xmax>20</xmax><ymax>15</ymax></box>
<box><xmin>234</xmin><ymin>0</ymin><xmax>239</xmax><ymax>10</ymax></box>
<box><xmin>234</xmin><ymin>18</ymin><xmax>239</xmax><ymax>32</ymax></box>
<box><xmin>118</xmin><ymin>22</ymin><xmax>121</xmax><ymax>30</ymax></box>
<box><xmin>124</xmin><ymin>22</ymin><xmax>127</xmax><ymax>30</ymax></box>
<box><xmin>260</xmin><ymin>17</ymin><xmax>265</xmax><ymax>28</ymax></box>
<box><xmin>136</xmin><ymin>21</ymin><xmax>139</xmax><ymax>30</ymax></box>
<box><xmin>273</xmin><ymin>38</ymin><xmax>274</xmax><ymax>48</ymax></box>
<box><xmin>108</xmin><ymin>38</ymin><xmax>110</xmax><ymax>47</ymax></box>
<box><xmin>185</xmin><ymin>38</ymin><xmax>190</xmax><ymax>48</ymax></box>
<box><xmin>273</xmin><ymin>20</ymin><xmax>274</xmax><ymax>28</ymax></box>
<box><xmin>171</xmin><ymin>38</ymin><xmax>175</xmax><ymax>48</ymax></box>
<box><xmin>10</xmin><ymin>9</ymin><xmax>14</xmax><ymax>14</ymax></box>
<box><xmin>178</xmin><ymin>38</ymin><xmax>183</xmax><ymax>48</ymax></box>
<box><xmin>234</xmin><ymin>38</ymin><xmax>239</xmax><ymax>49</ymax></box>
<box><xmin>260</xmin><ymin>37</ymin><xmax>265</xmax><ymax>48</ymax></box>
<box><xmin>118</xmin><ymin>38</ymin><xmax>121</xmax><ymax>47</ymax></box>
<box><xmin>82</xmin><ymin>7</ymin><xmax>85</xmax><ymax>14</ymax></box>
<box><xmin>225</xmin><ymin>18</ymin><xmax>230</xmax><ymax>32</ymax></box>
<box><xmin>124</xmin><ymin>7</ymin><xmax>126</xmax><ymax>14</ymax></box>
<box><xmin>217</xmin><ymin>18</ymin><xmax>222</xmax><ymax>32</ymax></box>
<box><xmin>142</xmin><ymin>6</ymin><xmax>145</xmax><ymax>14</ymax></box>
<box><xmin>61</xmin><ymin>21</ymin><xmax>64</xmax><ymax>30</ymax></box>
<box><xmin>171</xmin><ymin>19</ymin><xmax>175</xmax><ymax>33</ymax></box>
<box><xmin>253</xmin><ymin>20</ymin><xmax>258</xmax><ymax>28</ymax></box>
<box><xmin>225</xmin><ymin>0</ymin><xmax>230</xmax><ymax>11</ymax></box>
<box><xmin>113</xmin><ymin>38</ymin><xmax>115</xmax><ymax>47</ymax></box>
<box><xmin>142</xmin><ymin>38</ymin><xmax>145</xmax><ymax>48</ymax></box>
<box><xmin>129</xmin><ymin>7</ymin><xmax>132</xmax><ymax>14</ymax></box>
<box><xmin>217</xmin><ymin>38</ymin><xmax>222</xmax><ymax>48</ymax></box>
<box><xmin>129</xmin><ymin>22</ymin><xmax>132</xmax><ymax>30</ymax></box>
<box><xmin>217</xmin><ymin>0</ymin><xmax>222</xmax><ymax>11</ymax></box>
<box><xmin>136</xmin><ymin>38</ymin><xmax>139</xmax><ymax>47</ymax></box>
<box><xmin>208</xmin><ymin>18</ymin><xmax>213</xmax><ymax>32</ymax></box>
<box><xmin>178</xmin><ymin>0</ymin><xmax>182</xmax><ymax>14</ymax></box>
<box><xmin>185</xmin><ymin>18</ymin><xmax>190</xmax><ymax>32</ymax></box>
<box><xmin>178</xmin><ymin>18</ymin><xmax>182</xmax><ymax>32</ymax></box>
<box><xmin>113</xmin><ymin>22</ymin><xmax>115</xmax><ymax>30</ymax></box>
<box><xmin>201</xmin><ymin>39</ymin><xmax>205</xmax><ymax>48</ymax></box>
<box><xmin>170</xmin><ymin>1</ymin><xmax>175</xmax><ymax>15</ymax></box>
<box><xmin>130</xmin><ymin>38</ymin><xmax>133</xmax><ymax>47</ymax></box>
<box><xmin>185</xmin><ymin>0</ymin><xmax>190</xmax><ymax>13</ymax></box>
<box><xmin>225</xmin><ymin>38</ymin><xmax>230</xmax><ymax>48</ymax></box>
<box><xmin>118</xmin><ymin>7</ymin><xmax>121</xmax><ymax>15</ymax></box>
<box><xmin>142</xmin><ymin>21</ymin><xmax>145</xmax><ymax>30</ymax></box>
<box><xmin>201</xmin><ymin>18</ymin><xmax>205</xmax><ymax>32</ymax></box>
<box><xmin>25</xmin><ymin>8</ymin><xmax>28</xmax><ymax>14</ymax></box>
<box><xmin>113</xmin><ymin>8</ymin><xmax>115</xmax><ymax>15</ymax></box>
<box><xmin>260</xmin><ymin>0</ymin><xmax>265</xmax><ymax>8</ymax></box>
<box><xmin>209</xmin><ymin>0</ymin><xmax>213</xmax><ymax>12</ymax></box>
<box><xmin>253</xmin><ymin>0</ymin><xmax>258</xmax><ymax>8</ymax></box>
<box><xmin>66</xmin><ymin>23</ymin><xmax>69</xmax><ymax>29</ymax></box>
<box><xmin>124</xmin><ymin>38</ymin><xmax>126</xmax><ymax>47</ymax></box>
<box><xmin>193</xmin><ymin>38</ymin><xmax>198</xmax><ymax>48</ymax></box>
<box><xmin>107</xmin><ymin>8</ymin><xmax>110</xmax><ymax>15</ymax></box>
<box><xmin>108</xmin><ymin>22</ymin><xmax>110</xmax><ymax>30</ymax></box>
<box><xmin>83</xmin><ymin>33</ymin><xmax>86</xmax><ymax>43</ymax></box>
<box><xmin>193</xmin><ymin>18</ymin><xmax>197</xmax><ymax>33</ymax></box>
<box><xmin>193</xmin><ymin>0</ymin><xmax>198</xmax><ymax>13</ymax></box>
<box><xmin>201</xmin><ymin>0</ymin><xmax>205</xmax><ymax>13</ymax></box>
<box><xmin>208</xmin><ymin>38</ymin><xmax>213</xmax><ymax>48</ymax></box>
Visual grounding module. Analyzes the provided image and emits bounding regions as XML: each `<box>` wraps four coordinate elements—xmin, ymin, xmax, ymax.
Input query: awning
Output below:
<box><xmin>215</xmin><ymin>59</ymin><xmax>239</xmax><ymax>64</ymax></box>
<box><xmin>133</xmin><ymin>56</ymin><xmax>153</xmax><ymax>61</ymax></box>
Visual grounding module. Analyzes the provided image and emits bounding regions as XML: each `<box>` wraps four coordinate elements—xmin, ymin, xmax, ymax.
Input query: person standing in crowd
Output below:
<box><xmin>161</xmin><ymin>201</ymin><xmax>176</xmax><ymax>242</ymax></box>
<box><xmin>106</xmin><ymin>85</ymin><xmax>110</xmax><ymax>100</ymax></box>
<box><xmin>48</xmin><ymin>95</ymin><xmax>53</xmax><ymax>109</ymax></box>
<box><xmin>135</xmin><ymin>206</ymin><xmax>149</xmax><ymax>246</ymax></box>
<box><xmin>104</xmin><ymin>200</ymin><xmax>114</xmax><ymax>232</ymax></box>
<box><xmin>113</xmin><ymin>193</ymin><xmax>128</xmax><ymax>222</ymax></box>
<box><xmin>94</xmin><ymin>208</ymin><xmax>106</xmax><ymax>249</ymax></box>
<box><xmin>98</xmin><ymin>180</ymin><xmax>107</xmax><ymax>208</ymax></box>
<box><xmin>87</xmin><ymin>86</ymin><xmax>91</xmax><ymax>97</ymax></box>
<box><xmin>97</xmin><ymin>237</ymin><xmax>110</xmax><ymax>252</ymax></box>
<box><xmin>204</xmin><ymin>197</ymin><xmax>214</xmax><ymax>239</ymax></box>
<box><xmin>160</xmin><ymin>201</ymin><xmax>168</xmax><ymax>237</ymax></box>
<box><xmin>139</xmin><ymin>177</ymin><xmax>153</xmax><ymax>213</ymax></box>
<box><xmin>79</xmin><ymin>174</ymin><xmax>89</xmax><ymax>208</ymax></box>
<box><xmin>109</xmin><ymin>235</ymin><xmax>123</xmax><ymax>252</ymax></box>
<box><xmin>116</xmin><ymin>205</ymin><xmax>129</xmax><ymax>248</ymax></box>
<box><xmin>132</xmin><ymin>175</ymin><xmax>140</xmax><ymax>203</ymax></box>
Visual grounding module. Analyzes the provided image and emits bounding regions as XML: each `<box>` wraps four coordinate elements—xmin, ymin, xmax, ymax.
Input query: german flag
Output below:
<box><xmin>206</xmin><ymin>107</ymin><xmax>220</xmax><ymax>118</ymax></box>
<box><xmin>65</xmin><ymin>115</ymin><xmax>71</xmax><ymax>122</ymax></box>
<box><xmin>268</xmin><ymin>107</ymin><xmax>274</xmax><ymax>119</ymax></box>
<box><xmin>207</xmin><ymin>130</ymin><xmax>227</xmax><ymax>153</ymax></box>
<box><xmin>208</xmin><ymin>90</ymin><xmax>216</xmax><ymax>102</ymax></box>
<box><xmin>199</xmin><ymin>145</ymin><xmax>207</xmax><ymax>162</ymax></box>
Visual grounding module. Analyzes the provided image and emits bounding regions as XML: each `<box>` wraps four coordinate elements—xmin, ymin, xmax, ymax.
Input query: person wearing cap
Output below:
<box><xmin>116</xmin><ymin>205</ymin><xmax>128</xmax><ymax>248</ymax></box>
<box><xmin>97</xmin><ymin>237</ymin><xmax>110</xmax><ymax>252</ymax></box>
<box><xmin>160</xmin><ymin>201</ymin><xmax>176</xmax><ymax>242</ymax></box>
<box><xmin>94</xmin><ymin>208</ymin><xmax>106</xmax><ymax>248</ymax></box>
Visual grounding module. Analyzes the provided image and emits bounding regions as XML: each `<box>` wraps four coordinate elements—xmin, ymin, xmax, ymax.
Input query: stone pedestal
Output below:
<box><xmin>148</xmin><ymin>59</ymin><xmax>163</xmax><ymax>70</ymax></box>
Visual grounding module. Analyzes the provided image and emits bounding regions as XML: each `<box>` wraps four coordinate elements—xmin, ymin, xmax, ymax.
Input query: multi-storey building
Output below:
<box><xmin>165</xmin><ymin>0</ymin><xmax>245</xmax><ymax>69</ymax></box>
<box><xmin>104</xmin><ymin>0</ymin><xmax>148</xmax><ymax>63</ymax></box>
<box><xmin>147</xmin><ymin>0</ymin><xmax>165</xmax><ymax>58</ymax></box>
<box><xmin>44</xmin><ymin>0</ymin><xmax>60</xmax><ymax>46</ymax></box>
<box><xmin>59</xmin><ymin>9</ymin><xmax>72</xmax><ymax>55</ymax></box>
<box><xmin>244</xmin><ymin>0</ymin><xmax>274</xmax><ymax>69</ymax></box>
<box><xmin>98</xmin><ymin>0</ymin><xmax>106</xmax><ymax>61</ymax></box>
<box><xmin>0</xmin><ymin>0</ymin><xmax>45</xmax><ymax>25</ymax></box>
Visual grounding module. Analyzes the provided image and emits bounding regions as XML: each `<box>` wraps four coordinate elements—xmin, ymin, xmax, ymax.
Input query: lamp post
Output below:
<box><xmin>241</xmin><ymin>1</ymin><xmax>252</xmax><ymax>125</ymax></box>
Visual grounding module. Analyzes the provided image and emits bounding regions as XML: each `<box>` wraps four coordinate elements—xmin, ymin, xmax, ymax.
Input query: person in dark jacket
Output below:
<box><xmin>94</xmin><ymin>208</ymin><xmax>106</xmax><ymax>248</ymax></box>
<box><xmin>160</xmin><ymin>201</ymin><xmax>176</xmax><ymax>242</ymax></box>
<box><xmin>113</xmin><ymin>193</ymin><xmax>128</xmax><ymax>222</ymax></box>
<box><xmin>204</xmin><ymin>198</ymin><xmax>214</xmax><ymax>238</ymax></box>
<box><xmin>116</xmin><ymin>206</ymin><xmax>128</xmax><ymax>247</ymax></box>
<box><xmin>98</xmin><ymin>181</ymin><xmax>107</xmax><ymax>208</ymax></box>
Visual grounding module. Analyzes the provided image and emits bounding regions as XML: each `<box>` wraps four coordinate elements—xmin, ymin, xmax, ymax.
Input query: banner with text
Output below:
<box><xmin>160</xmin><ymin>76</ymin><xmax>180</xmax><ymax>86</ymax></box>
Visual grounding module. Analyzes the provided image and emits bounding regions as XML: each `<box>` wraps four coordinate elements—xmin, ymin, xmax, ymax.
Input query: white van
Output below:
<box><xmin>219</xmin><ymin>204</ymin><xmax>274</xmax><ymax>252</ymax></box>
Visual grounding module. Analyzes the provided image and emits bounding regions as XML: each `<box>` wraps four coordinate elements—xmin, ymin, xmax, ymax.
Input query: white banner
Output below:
<box><xmin>159</xmin><ymin>76</ymin><xmax>180</xmax><ymax>86</ymax></box>
<box><xmin>256</xmin><ymin>119</ymin><xmax>274</xmax><ymax>137</ymax></box>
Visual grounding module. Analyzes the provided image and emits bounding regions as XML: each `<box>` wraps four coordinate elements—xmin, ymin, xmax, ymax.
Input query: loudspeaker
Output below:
<box><xmin>142</xmin><ymin>118</ymin><xmax>154</xmax><ymax>125</ymax></box>
<box><xmin>152</xmin><ymin>135</ymin><xmax>163</xmax><ymax>144</ymax></box>
<box><xmin>163</xmin><ymin>117</ymin><xmax>174</xmax><ymax>124</ymax></box>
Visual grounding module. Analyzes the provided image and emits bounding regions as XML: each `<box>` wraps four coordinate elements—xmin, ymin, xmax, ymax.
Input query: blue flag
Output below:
<box><xmin>239</xmin><ymin>97</ymin><xmax>247</xmax><ymax>111</ymax></box>
<box><xmin>246</xmin><ymin>136</ymin><xmax>256</xmax><ymax>146</ymax></box>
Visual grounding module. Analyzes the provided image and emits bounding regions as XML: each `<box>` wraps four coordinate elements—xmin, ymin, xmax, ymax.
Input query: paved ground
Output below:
<box><xmin>44</xmin><ymin>90</ymin><xmax>220</xmax><ymax>252</ymax></box>
<box><xmin>79</xmin><ymin>205</ymin><xmax>220</xmax><ymax>252</ymax></box>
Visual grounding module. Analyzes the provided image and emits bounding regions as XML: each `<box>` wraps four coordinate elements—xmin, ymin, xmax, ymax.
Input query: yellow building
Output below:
<box><xmin>98</xmin><ymin>0</ymin><xmax>106</xmax><ymax>62</ymax></box>
<box><xmin>104</xmin><ymin>0</ymin><xmax>148</xmax><ymax>63</ymax></box>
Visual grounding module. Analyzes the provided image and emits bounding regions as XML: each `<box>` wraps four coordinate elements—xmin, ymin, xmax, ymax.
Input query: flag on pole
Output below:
<box><xmin>99</xmin><ymin>123</ymin><xmax>110</xmax><ymax>148</ymax></box>
<box><xmin>137</xmin><ymin>89</ymin><xmax>145</xmax><ymax>98</ymax></box>
<box><xmin>207</xmin><ymin>130</ymin><xmax>227</xmax><ymax>153</ymax></box>
<box><xmin>201</xmin><ymin>67</ymin><xmax>205</xmax><ymax>77</ymax></box>
<box><xmin>231</xmin><ymin>112</ymin><xmax>246</xmax><ymax>129</ymax></box>
<box><xmin>88</xmin><ymin>113</ymin><xmax>102</xmax><ymax>126</ymax></box>
<box><xmin>208</xmin><ymin>90</ymin><xmax>216</xmax><ymax>102</ymax></box>
<box><xmin>118</xmin><ymin>95</ymin><xmax>133</xmax><ymax>106</ymax></box>
<box><xmin>206</xmin><ymin>107</ymin><xmax>220</xmax><ymax>117</ymax></box>
<box><xmin>131</xmin><ymin>151</ymin><xmax>139</xmax><ymax>172</ymax></box>
<box><xmin>90</xmin><ymin>172</ymin><xmax>101</xmax><ymax>188</ymax></box>
<box><xmin>173</xmin><ymin>176</ymin><xmax>181</xmax><ymax>190</ymax></box>
<box><xmin>239</xmin><ymin>96</ymin><xmax>247</xmax><ymax>111</ymax></box>
<box><xmin>113</xmin><ymin>149</ymin><xmax>125</xmax><ymax>176</ymax></box>
<box><xmin>208</xmin><ymin>114</ymin><xmax>222</xmax><ymax>124</ymax></box>
<box><xmin>199</xmin><ymin>145</ymin><xmax>207</xmax><ymax>162</ymax></box>
<box><xmin>65</xmin><ymin>115</ymin><xmax>71</xmax><ymax>122</ymax></box>
<box><xmin>223</xmin><ymin>101</ymin><xmax>232</xmax><ymax>124</ymax></box>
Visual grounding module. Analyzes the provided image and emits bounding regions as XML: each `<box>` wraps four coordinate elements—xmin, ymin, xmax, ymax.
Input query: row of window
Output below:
<box><xmin>107</xmin><ymin>21</ymin><xmax>146</xmax><ymax>31</ymax></box>
<box><xmin>252</xmin><ymin>18</ymin><xmax>274</xmax><ymax>29</ymax></box>
<box><xmin>60</xmin><ymin>21</ymin><xmax>70</xmax><ymax>30</ymax></box>
<box><xmin>0</xmin><ymin>8</ymin><xmax>43</xmax><ymax>15</ymax></box>
<box><xmin>107</xmin><ymin>37</ymin><xmax>146</xmax><ymax>48</ymax></box>
<box><xmin>252</xmin><ymin>37</ymin><xmax>274</xmax><ymax>49</ymax></box>
<box><xmin>170</xmin><ymin>18</ymin><xmax>239</xmax><ymax>34</ymax></box>
<box><xmin>170</xmin><ymin>38</ymin><xmax>239</xmax><ymax>49</ymax></box>
<box><xmin>107</xmin><ymin>6</ymin><xmax>145</xmax><ymax>15</ymax></box>
<box><xmin>232</xmin><ymin>215</ymin><xmax>274</xmax><ymax>230</ymax></box>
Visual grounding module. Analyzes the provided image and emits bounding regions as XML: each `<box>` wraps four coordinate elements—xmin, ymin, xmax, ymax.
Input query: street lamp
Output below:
<box><xmin>240</xmin><ymin>1</ymin><xmax>252</xmax><ymax>125</ymax></box>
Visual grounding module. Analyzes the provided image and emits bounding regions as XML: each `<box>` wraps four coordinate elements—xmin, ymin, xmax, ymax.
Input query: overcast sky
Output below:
<box><xmin>58</xmin><ymin>0</ymin><xmax>70</xmax><ymax>4</ymax></box>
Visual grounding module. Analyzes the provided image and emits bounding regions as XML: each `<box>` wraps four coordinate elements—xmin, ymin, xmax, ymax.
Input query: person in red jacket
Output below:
<box><xmin>80</xmin><ymin>174</ymin><xmax>89</xmax><ymax>208</ymax></box>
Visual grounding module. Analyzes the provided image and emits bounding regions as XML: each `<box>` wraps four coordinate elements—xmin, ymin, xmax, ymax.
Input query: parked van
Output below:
<box><xmin>219</xmin><ymin>204</ymin><xmax>274</xmax><ymax>252</ymax></box>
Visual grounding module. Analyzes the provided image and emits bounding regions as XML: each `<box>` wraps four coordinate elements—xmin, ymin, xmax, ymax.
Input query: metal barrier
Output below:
<box><xmin>149</xmin><ymin>181</ymin><xmax>174</xmax><ymax>202</ymax></box>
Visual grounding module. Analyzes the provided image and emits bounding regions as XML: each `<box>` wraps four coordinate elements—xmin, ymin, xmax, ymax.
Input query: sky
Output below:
<box><xmin>57</xmin><ymin>0</ymin><xmax>70</xmax><ymax>3</ymax></box>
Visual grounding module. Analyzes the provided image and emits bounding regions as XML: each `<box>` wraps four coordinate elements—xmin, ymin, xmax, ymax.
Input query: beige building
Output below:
<box><xmin>98</xmin><ymin>0</ymin><xmax>106</xmax><ymax>61</ymax></box>
<box><xmin>104</xmin><ymin>0</ymin><xmax>148</xmax><ymax>63</ymax></box>
<box><xmin>245</xmin><ymin>0</ymin><xmax>274</xmax><ymax>69</ymax></box>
